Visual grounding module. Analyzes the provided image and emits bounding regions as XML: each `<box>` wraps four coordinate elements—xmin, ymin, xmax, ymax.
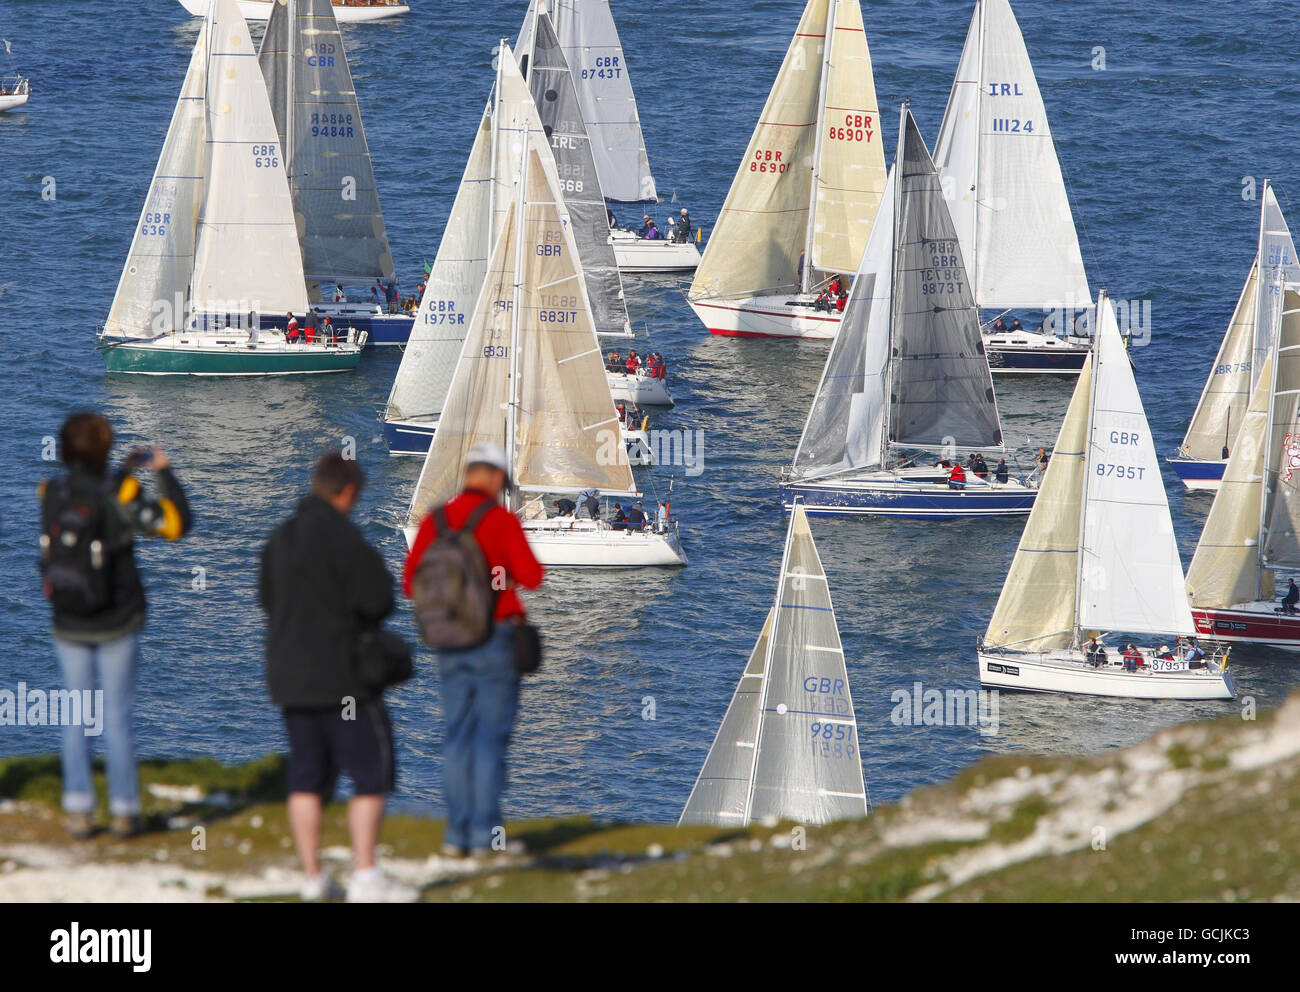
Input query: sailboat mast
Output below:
<box><xmin>880</xmin><ymin>103</ymin><xmax>908</xmax><ymax>467</ymax></box>
<box><xmin>801</xmin><ymin>0</ymin><xmax>837</xmax><ymax>295</ymax></box>
<box><xmin>505</xmin><ymin>129</ymin><xmax>530</xmax><ymax>513</ymax></box>
<box><xmin>1071</xmin><ymin>291</ymin><xmax>1104</xmax><ymax>645</ymax></box>
<box><xmin>285</xmin><ymin>0</ymin><xmax>296</xmax><ymax>184</ymax></box>
<box><xmin>969</xmin><ymin>0</ymin><xmax>986</xmax><ymax>305</ymax></box>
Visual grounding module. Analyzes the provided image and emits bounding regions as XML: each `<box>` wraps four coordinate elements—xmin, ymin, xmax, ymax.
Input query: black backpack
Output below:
<box><xmin>40</xmin><ymin>476</ymin><xmax>114</xmax><ymax>617</ymax></box>
<box><xmin>411</xmin><ymin>500</ymin><xmax>497</xmax><ymax>650</ymax></box>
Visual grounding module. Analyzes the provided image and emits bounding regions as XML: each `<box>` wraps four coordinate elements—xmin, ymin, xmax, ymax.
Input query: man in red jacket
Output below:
<box><xmin>403</xmin><ymin>442</ymin><xmax>543</xmax><ymax>857</ymax></box>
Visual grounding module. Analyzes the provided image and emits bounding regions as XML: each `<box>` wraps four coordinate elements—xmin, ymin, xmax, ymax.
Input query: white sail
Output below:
<box><xmin>1179</xmin><ymin>256</ymin><xmax>1258</xmax><ymax>461</ymax></box>
<box><xmin>1261</xmin><ymin>290</ymin><xmax>1300</xmax><ymax>569</ymax></box>
<box><xmin>690</xmin><ymin>0</ymin><xmax>884</xmax><ymax>301</ymax></box>
<box><xmin>1186</xmin><ymin>355</ymin><xmax>1275</xmax><ymax>609</ymax></box>
<box><xmin>190</xmin><ymin>0</ymin><xmax>308</xmax><ymax>317</ymax></box>
<box><xmin>790</xmin><ymin>167</ymin><xmax>896</xmax><ymax>480</ymax></box>
<box><xmin>105</xmin><ymin>17</ymin><xmax>209</xmax><ymax>337</ymax></box>
<box><xmin>681</xmin><ymin>505</ymin><xmax>868</xmax><ymax>827</ymax></box>
<box><xmin>1078</xmin><ymin>297</ymin><xmax>1194</xmax><ymax>637</ymax></box>
<box><xmin>385</xmin><ymin>46</ymin><xmax>539</xmax><ymax>426</ymax></box>
<box><xmin>407</xmin><ymin>131</ymin><xmax>634</xmax><ymax>526</ymax></box>
<box><xmin>984</xmin><ymin>352</ymin><xmax>1092</xmax><ymax>650</ymax></box>
<box><xmin>933</xmin><ymin>0</ymin><xmax>1090</xmax><ymax>309</ymax></box>
<box><xmin>259</xmin><ymin>0</ymin><xmax>394</xmax><ymax>282</ymax></box>
<box><xmin>517</xmin><ymin>0</ymin><xmax>655</xmax><ymax>203</ymax></box>
<box><xmin>1253</xmin><ymin>183</ymin><xmax>1300</xmax><ymax>399</ymax></box>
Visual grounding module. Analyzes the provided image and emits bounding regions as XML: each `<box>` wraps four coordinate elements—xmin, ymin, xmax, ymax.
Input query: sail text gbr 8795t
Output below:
<box><xmin>686</xmin><ymin>0</ymin><xmax>887</xmax><ymax>340</ymax></box>
<box><xmin>99</xmin><ymin>0</ymin><xmax>362</xmax><ymax>374</ymax></box>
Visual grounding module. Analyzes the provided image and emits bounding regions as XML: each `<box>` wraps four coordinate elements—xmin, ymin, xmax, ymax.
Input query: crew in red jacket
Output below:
<box><xmin>948</xmin><ymin>461</ymin><xmax>966</xmax><ymax>490</ymax></box>
<box><xmin>625</xmin><ymin>350</ymin><xmax>641</xmax><ymax>374</ymax></box>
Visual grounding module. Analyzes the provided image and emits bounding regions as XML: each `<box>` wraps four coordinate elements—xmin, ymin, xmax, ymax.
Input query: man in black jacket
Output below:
<box><xmin>259</xmin><ymin>451</ymin><xmax>415</xmax><ymax>903</ymax></box>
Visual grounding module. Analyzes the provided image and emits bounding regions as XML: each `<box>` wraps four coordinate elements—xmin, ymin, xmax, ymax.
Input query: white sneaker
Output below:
<box><xmin>299</xmin><ymin>872</ymin><xmax>342</xmax><ymax>902</ymax></box>
<box><xmin>346</xmin><ymin>867</ymin><xmax>420</xmax><ymax>903</ymax></box>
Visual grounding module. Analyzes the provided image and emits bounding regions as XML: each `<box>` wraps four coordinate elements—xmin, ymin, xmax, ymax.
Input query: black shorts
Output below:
<box><xmin>283</xmin><ymin>700</ymin><xmax>395</xmax><ymax>798</ymax></box>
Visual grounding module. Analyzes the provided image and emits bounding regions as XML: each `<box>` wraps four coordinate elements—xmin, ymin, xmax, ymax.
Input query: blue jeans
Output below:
<box><xmin>437</xmin><ymin>626</ymin><xmax>519</xmax><ymax>851</ymax></box>
<box><xmin>53</xmin><ymin>634</ymin><xmax>141</xmax><ymax>816</ymax></box>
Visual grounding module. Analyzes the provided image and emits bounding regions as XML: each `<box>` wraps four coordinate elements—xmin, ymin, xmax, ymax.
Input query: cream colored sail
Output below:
<box><xmin>1261</xmin><ymin>292</ymin><xmax>1300</xmax><ymax>570</ymax></box>
<box><xmin>984</xmin><ymin>353</ymin><xmax>1092</xmax><ymax>650</ymax></box>
<box><xmin>1179</xmin><ymin>257</ymin><xmax>1259</xmax><ymax>461</ymax></box>
<box><xmin>807</xmin><ymin>0</ymin><xmax>886</xmax><ymax>279</ymax></box>
<box><xmin>1186</xmin><ymin>355</ymin><xmax>1275</xmax><ymax>609</ymax></box>
<box><xmin>689</xmin><ymin>0</ymin><xmax>828</xmax><ymax>301</ymax></box>
<box><xmin>190</xmin><ymin>0</ymin><xmax>308</xmax><ymax>317</ymax></box>
<box><xmin>105</xmin><ymin>17</ymin><xmax>209</xmax><ymax>337</ymax></box>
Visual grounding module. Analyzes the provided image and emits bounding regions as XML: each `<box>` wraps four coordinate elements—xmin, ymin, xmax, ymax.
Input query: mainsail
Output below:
<box><xmin>689</xmin><ymin>0</ymin><xmax>885</xmax><ymax>301</ymax></box>
<box><xmin>259</xmin><ymin>0</ymin><xmax>394</xmax><ymax>282</ymax></box>
<box><xmin>384</xmin><ymin>45</ymin><xmax>539</xmax><ymax>427</ymax></box>
<box><xmin>190</xmin><ymin>0</ymin><xmax>308</xmax><ymax>317</ymax></box>
<box><xmin>680</xmin><ymin>504</ymin><xmax>868</xmax><ymax>827</ymax></box>
<box><xmin>1077</xmin><ymin>299</ymin><xmax>1194</xmax><ymax>638</ymax></box>
<box><xmin>1261</xmin><ymin>291</ymin><xmax>1300</xmax><ymax>569</ymax></box>
<box><xmin>521</xmin><ymin>5</ymin><xmax>631</xmax><ymax>337</ymax></box>
<box><xmin>1179</xmin><ymin>257</ymin><xmax>1259</xmax><ymax>461</ymax></box>
<box><xmin>516</xmin><ymin>0</ymin><xmax>655</xmax><ymax>203</ymax></box>
<box><xmin>105</xmin><ymin>16</ymin><xmax>209</xmax><ymax>337</ymax></box>
<box><xmin>406</xmin><ymin>131</ymin><xmax>634</xmax><ymax>527</ymax></box>
<box><xmin>932</xmin><ymin>0</ymin><xmax>1090</xmax><ymax>309</ymax></box>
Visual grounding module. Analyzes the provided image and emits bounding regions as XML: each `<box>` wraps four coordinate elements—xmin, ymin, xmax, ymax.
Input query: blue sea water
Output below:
<box><xmin>1</xmin><ymin>0</ymin><xmax>1299</xmax><ymax>824</ymax></box>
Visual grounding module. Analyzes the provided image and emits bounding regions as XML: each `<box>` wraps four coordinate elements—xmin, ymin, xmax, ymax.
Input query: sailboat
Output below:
<box><xmin>0</xmin><ymin>36</ymin><xmax>29</xmax><ymax>113</ymax></box>
<box><xmin>99</xmin><ymin>0</ymin><xmax>362</xmax><ymax>375</ymax></box>
<box><xmin>516</xmin><ymin>0</ymin><xmax>700</xmax><ymax>273</ymax></box>
<box><xmin>679</xmin><ymin>502</ymin><xmax>868</xmax><ymax>826</ymax></box>
<box><xmin>403</xmin><ymin>118</ymin><xmax>686</xmax><ymax>568</ymax></box>
<box><xmin>780</xmin><ymin>106</ymin><xmax>1036</xmax><ymax>519</ymax></box>
<box><xmin>518</xmin><ymin>2</ymin><xmax>674</xmax><ymax>406</ymax></box>
<box><xmin>1168</xmin><ymin>256</ymin><xmax>1262</xmax><ymax>491</ymax></box>
<box><xmin>932</xmin><ymin>0</ymin><xmax>1093</xmax><ymax>374</ymax></box>
<box><xmin>178</xmin><ymin>0</ymin><xmax>410</xmax><ymax>23</ymax></box>
<box><xmin>977</xmin><ymin>292</ymin><xmax>1234</xmax><ymax>699</ymax></box>
<box><xmin>1185</xmin><ymin>184</ymin><xmax>1300</xmax><ymax>648</ymax></box>
<box><xmin>687</xmin><ymin>0</ymin><xmax>887</xmax><ymax>340</ymax></box>
<box><xmin>257</xmin><ymin>0</ymin><xmax>407</xmax><ymax>345</ymax></box>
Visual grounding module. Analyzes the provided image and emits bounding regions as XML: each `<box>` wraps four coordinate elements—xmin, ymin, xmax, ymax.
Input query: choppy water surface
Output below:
<box><xmin>1</xmin><ymin>0</ymin><xmax>1298</xmax><ymax>821</ymax></box>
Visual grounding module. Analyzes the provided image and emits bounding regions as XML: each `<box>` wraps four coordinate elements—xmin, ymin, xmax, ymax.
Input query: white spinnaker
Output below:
<box><xmin>1185</xmin><ymin>355</ymin><xmax>1275</xmax><ymax>609</ymax></box>
<box><xmin>689</xmin><ymin>0</ymin><xmax>829</xmax><ymax>301</ymax></box>
<box><xmin>105</xmin><ymin>17</ymin><xmax>209</xmax><ymax>337</ymax></box>
<box><xmin>1078</xmin><ymin>298</ymin><xmax>1194</xmax><ymax>637</ymax></box>
<box><xmin>808</xmin><ymin>0</ymin><xmax>886</xmax><ymax>277</ymax></box>
<box><xmin>190</xmin><ymin>0</ymin><xmax>308</xmax><ymax>316</ymax></box>
<box><xmin>518</xmin><ymin>0</ymin><xmax>655</xmax><ymax>203</ymax></box>
<box><xmin>386</xmin><ymin>46</ymin><xmax>539</xmax><ymax>425</ymax></box>
<box><xmin>935</xmin><ymin>0</ymin><xmax>1090</xmax><ymax>309</ymax></box>
<box><xmin>790</xmin><ymin>166</ymin><xmax>896</xmax><ymax>480</ymax></box>
<box><xmin>1180</xmin><ymin>257</ymin><xmax>1258</xmax><ymax>461</ymax></box>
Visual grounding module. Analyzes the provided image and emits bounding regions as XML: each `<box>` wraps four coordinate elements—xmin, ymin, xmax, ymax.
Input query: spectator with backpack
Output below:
<box><xmin>403</xmin><ymin>442</ymin><xmax>544</xmax><ymax>858</ymax></box>
<box><xmin>39</xmin><ymin>412</ymin><xmax>192</xmax><ymax>841</ymax></box>
<box><xmin>260</xmin><ymin>450</ymin><xmax>415</xmax><ymax>903</ymax></box>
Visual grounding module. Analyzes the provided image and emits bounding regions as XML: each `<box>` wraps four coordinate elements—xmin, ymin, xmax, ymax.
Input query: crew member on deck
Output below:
<box><xmin>638</xmin><ymin>215</ymin><xmax>654</xmax><ymax>237</ymax></box>
<box><xmin>948</xmin><ymin>460</ymin><xmax>966</xmax><ymax>490</ymax></box>
<box><xmin>673</xmin><ymin>208</ymin><xmax>692</xmax><ymax>243</ymax></box>
<box><xmin>995</xmin><ymin>458</ymin><xmax>1009</xmax><ymax>484</ymax></box>
<box><xmin>1282</xmin><ymin>578</ymin><xmax>1300</xmax><ymax>615</ymax></box>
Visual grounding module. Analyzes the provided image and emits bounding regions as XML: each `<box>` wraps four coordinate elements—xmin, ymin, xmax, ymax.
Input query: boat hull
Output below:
<box><xmin>0</xmin><ymin>93</ymin><xmax>29</xmax><ymax>113</ymax></box>
<box><xmin>1191</xmin><ymin>603</ymin><xmax>1300</xmax><ymax>649</ymax></box>
<box><xmin>102</xmin><ymin>337</ymin><xmax>360</xmax><ymax>376</ymax></box>
<box><xmin>607</xmin><ymin>369</ymin><xmax>674</xmax><ymax>406</ymax></box>
<box><xmin>985</xmin><ymin>330</ymin><xmax>1090</xmax><ymax>374</ymax></box>
<box><xmin>265</xmin><ymin>307</ymin><xmax>413</xmax><ymax>346</ymax></box>
<box><xmin>977</xmin><ymin>649</ymin><xmax>1235</xmax><ymax>700</ymax></box>
<box><xmin>178</xmin><ymin>0</ymin><xmax>409</xmax><ymax>22</ymax></box>
<box><xmin>688</xmin><ymin>294</ymin><xmax>843</xmax><ymax>340</ymax></box>
<box><xmin>382</xmin><ymin>417</ymin><xmax>437</xmax><ymax>456</ymax></box>
<box><xmin>609</xmin><ymin>230</ymin><xmax>700</xmax><ymax>272</ymax></box>
<box><xmin>781</xmin><ymin>471</ymin><xmax>1037</xmax><ymax>519</ymax></box>
<box><xmin>1167</xmin><ymin>456</ymin><xmax>1227</xmax><ymax>492</ymax></box>
<box><xmin>403</xmin><ymin>518</ymin><xmax>687</xmax><ymax>567</ymax></box>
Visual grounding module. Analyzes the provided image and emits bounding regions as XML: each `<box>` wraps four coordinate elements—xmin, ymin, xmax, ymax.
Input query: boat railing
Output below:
<box><xmin>0</xmin><ymin>75</ymin><xmax>29</xmax><ymax>96</ymax></box>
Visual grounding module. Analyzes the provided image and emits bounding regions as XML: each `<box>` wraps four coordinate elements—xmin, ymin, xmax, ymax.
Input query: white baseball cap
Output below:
<box><xmin>465</xmin><ymin>441</ymin><xmax>512</xmax><ymax>487</ymax></box>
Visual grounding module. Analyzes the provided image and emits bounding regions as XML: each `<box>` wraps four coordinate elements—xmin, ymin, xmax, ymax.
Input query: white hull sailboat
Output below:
<box><xmin>178</xmin><ymin>0</ymin><xmax>409</xmax><ymax>23</ymax></box>
<box><xmin>680</xmin><ymin>503</ymin><xmax>868</xmax><ymax>826</ymax></box>
<box><xmin>609</xmin><ymin>228</ymin><xmax>700</xmax><ymax>272</ymax></box>
<box><xmin>688</xmin><ymin>0</ymin><xmax>887</xmax><ymax>340</ymax></box>
<box><xmin>606</xmin><ymin>368</ymin><xmax>672</xmax><ymax>406</ymax></box>
<box><xmin>1168</xmin><ymin>256</ymin><xmax>1261</xmax><ymax>491</ymax></box>
<box><xmin>0</xmin><ymin>76</ymin><xmax>29</xmax><ymax>113</ymax></box>
<box><xmin>99</xmin><ymin>0</ymin><xmax>360</xmax><ymax>375</ymax></box>
<box><xmin>781</xmin><ymin>107</ymin><xmax>1036</xmax><ymax>519</ymax></box>
<box><xmin>933</xmin><ymin>0</ymin><xmax>1093</xmax><ymax>374</ymax></box>
<box><xmin>403</xmin><ymin>116</ymin><xmax>686</xmax><ymax>569</ymax></box>
<box><xmin>978</xmin><ymin>293</ymin><xmax>1234</xmax><ymax>700</ymax></box>
<box><xmin>1185</xmin><ymin>183</ymin><xmax>1300</xmax><ymax>648</ymax></box>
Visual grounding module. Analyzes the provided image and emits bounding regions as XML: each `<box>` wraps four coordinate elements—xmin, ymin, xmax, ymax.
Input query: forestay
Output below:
<box><xmin>191</xmin><ymin>0</ymin><xmax>308</xmax><ymax>317</ymax></box>
<box><xmin>680</xmin><ymin>505</ymin><xmax>868</xmax><ymax>827</ymax></box>
<box><xmin>1078</xmin><ymin>298</ymin><xmax>1193</xmax><ymax>637</ymax></box>
<box><xmin>105</xmin><ymin>18</ymin><xmax>209</xmax><ymax>336</ymax></box>
<box><xmin>517</xmin><ymin>0</ymin><xmax>655</xmax><ymax>203</ymax></box>
<box><xmin>522</xmin><ymin>8</ymin><xmax>631</xmax><ymax>337</ymax></box>
<box><xmin>259</xmin><ymin>0</ymin><xmax>394</xmax><ymax>282</ymax></box>
<box><xmin>933</xmin><ymin>0</ymin><xmax>1089</xmax><ymax>309</ymax></box>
